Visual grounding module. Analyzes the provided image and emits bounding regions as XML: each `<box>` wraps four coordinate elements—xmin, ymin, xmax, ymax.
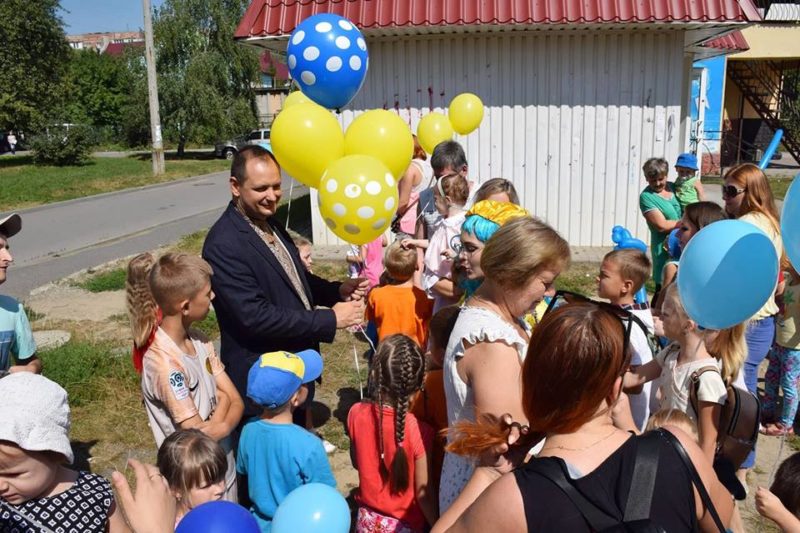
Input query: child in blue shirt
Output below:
<box><xmin>0</xmin><ymin>213</ymin><xmax>39</xmax><ymax>377</ymax></box>
<box><xmin>236</xmin><ymin>349</ymin><xmax>336</xmax><ymax>532</ymax></box>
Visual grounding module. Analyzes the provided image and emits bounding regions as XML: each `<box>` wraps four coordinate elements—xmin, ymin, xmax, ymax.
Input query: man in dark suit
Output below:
<box><xmin>202</xmin><ymin>145</ymin><xmax>366</xmax><ymax>423</ymax></box>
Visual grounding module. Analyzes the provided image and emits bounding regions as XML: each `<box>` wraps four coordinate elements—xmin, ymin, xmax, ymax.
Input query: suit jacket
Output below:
<box><xmin>202</xmin><ymin>202</ymin><xmax>342</xmax><ymax>416</ymax></box>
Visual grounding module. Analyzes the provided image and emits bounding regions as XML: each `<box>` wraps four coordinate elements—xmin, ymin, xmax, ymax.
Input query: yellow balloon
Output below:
<box><xmin>448</xmin><ymin>93</ymin><xmax>484</xmax><ymax>135</ymax></box>
<box><xmin>283</xmin><ymin>91</ymin><xmax>312</xmax><ymax>108</ymax></box>
<box><xmin>417</xmin><ymin>112</ymin><xmax>454</xmax><ymax>154</ymax></box>
<box><xmin>318</xmin><ymin>155</ymin><xmax>398</xmax><ymax>245</ymax></box>
<box><xmin>270</xmin><ymin>103</ymin><xmax>344</xmax><ymax>188</ymax></box>
<box><xmin>344</xmin><ymin>110</ymin><xmax>413</xmax><ymax>179</ymax></box>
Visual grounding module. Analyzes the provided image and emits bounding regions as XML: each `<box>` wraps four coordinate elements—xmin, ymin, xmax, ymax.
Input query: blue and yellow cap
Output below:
<box><xmin>246</xmin><ymin>349</ymin><xmax>323</xmax><ymax>409</ymax></box>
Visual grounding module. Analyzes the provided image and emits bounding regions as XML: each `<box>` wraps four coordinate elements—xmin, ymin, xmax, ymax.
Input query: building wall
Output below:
<box><xmin>308</xmin><ymin>30</ymin><xmax>687</xmax><ymax>247</ymax></box>
<box><xmin>728</xmin><ymin>24</ymin><xmax>800</xmax><ymax>60</ymax></box>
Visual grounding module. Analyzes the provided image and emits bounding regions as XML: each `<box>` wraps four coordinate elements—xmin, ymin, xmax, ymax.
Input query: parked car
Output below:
<box><xmin>214</xmin><ymin>128</ymin><xmax>271</xmax><ymax>159</ymax></box>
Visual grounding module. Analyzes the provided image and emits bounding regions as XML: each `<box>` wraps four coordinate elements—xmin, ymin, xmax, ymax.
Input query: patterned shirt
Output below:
<box><xmin>0</xmin><ymin>471</ymin><xmax>113</xmax><ymax>533</ymax></box>
<box><xmin>235</xmin><ymin>204</ymin><xmax>311</xmax><ymax>310</ymax></box>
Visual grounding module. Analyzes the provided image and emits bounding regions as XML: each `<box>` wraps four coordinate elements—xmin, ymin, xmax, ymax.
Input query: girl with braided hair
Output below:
<box><xmin>347</xmin><ymin>334</ymin><xmax>437</xmax><ymax>532</ymax></box>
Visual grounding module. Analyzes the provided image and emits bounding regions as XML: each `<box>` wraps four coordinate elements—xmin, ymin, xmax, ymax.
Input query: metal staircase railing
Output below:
<box><xmin>728</xmin><ymin>60</ymin><xmax>800</xmax><ymax>163</ymax></box>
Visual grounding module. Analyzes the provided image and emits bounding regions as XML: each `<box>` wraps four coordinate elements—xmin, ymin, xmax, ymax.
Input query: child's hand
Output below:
<box><xmin>441</xmin><ymin>249</ymin><xmax>456</xmax><ymax>260</ymax></box>
<box><xmin>400</xmin><ymin>238</ymin><xmax>415</xmax><ymax>249</ymax></box>
<box><xmin>756</xmin><ymin>486</ymin><xmax>792</xmax><ymax>523</ymax></box>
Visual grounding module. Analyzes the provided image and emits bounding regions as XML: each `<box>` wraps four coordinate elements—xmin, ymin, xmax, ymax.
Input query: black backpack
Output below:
<box><xmin>525</xmin><ymin>429</ymin><xmax>726</xmax><ymax>532</ymax></box>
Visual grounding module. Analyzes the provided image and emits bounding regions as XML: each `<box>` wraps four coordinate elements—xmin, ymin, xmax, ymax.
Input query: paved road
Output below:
<box><xmin>2</xmin><ymin>171</ymin><xmax>308</xmax><ymax>299</ymax></box>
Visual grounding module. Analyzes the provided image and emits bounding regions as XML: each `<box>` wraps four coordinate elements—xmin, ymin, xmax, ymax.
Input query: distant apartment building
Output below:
<box><xmin>67</xmin><ymin>31</ymin><xmax>144</xmax><ymax>54</ymax></box>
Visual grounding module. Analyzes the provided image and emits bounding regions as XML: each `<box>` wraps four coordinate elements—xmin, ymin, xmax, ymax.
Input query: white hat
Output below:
<box><xmin>0</xmin><ymin>213</ymin><xmax>21</xmax><ymax>238</ymax></box>
<box><xmin>0</xmin><ymin>373</ymin><xmax>73</xmax><ymax>463</ymax></box>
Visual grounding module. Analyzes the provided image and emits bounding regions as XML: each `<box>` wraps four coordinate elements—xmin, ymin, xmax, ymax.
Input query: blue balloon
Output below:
<box><xmin>176</xmin><ymin>501</ymin><xmax>259</xmax><ymax>533</ymax></box>
<box><xmin>272</xmin><ymin>483</ymin><xmax>350</xmax><ymax>533</ymax></box>
<box><xmin>286</xmin><ymin>14</ymin><xmax>369</xmax><ymax>110</ymax></box>
<box><xmin>782</xmin><ymin>175</ymin><xmax>800</xmax><ymax>272</ymax></box>
<box><xmin>611</xmin><ymin>225</ymin><xmax>648</xmax><ymax>253</ymax></box>
<box><xmin>678</xmin><ymin>219</ymin><xmax>778</xmax><ymax>329</ymax></box>
<box><xmin>667</xmin><ymin>228</ymin><xmax>682</xmax><ymax>259</ymax></box>
<box><xmin>611</xmin><ymin>225</ymin><xmax>632</xmax><ymax>245</ymax></box>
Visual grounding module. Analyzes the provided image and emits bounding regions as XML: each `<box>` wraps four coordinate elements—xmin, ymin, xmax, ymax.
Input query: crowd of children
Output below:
<box><xmin>2</xmin><ymin>144</ymin><xmax>800</xmax><ymax>533</ymax></box>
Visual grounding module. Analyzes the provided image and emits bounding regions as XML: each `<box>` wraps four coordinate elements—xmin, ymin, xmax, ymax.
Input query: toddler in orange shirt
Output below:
<box><xmin>366</xmin><ymin>241</ymin><xmax>433</xmax><ymax>349</ymax></box>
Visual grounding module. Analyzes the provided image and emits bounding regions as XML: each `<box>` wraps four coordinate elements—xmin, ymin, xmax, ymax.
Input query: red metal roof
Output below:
<box><xmin>701</xmin><ymin>29</ymin><xmax>750</xmax><ymax>51</ymax></box>
<box><xmin>102</xmin><ymin>41</ymin><xmax>144</xmax><ymax>56</ymax></box>
<box><xmin>236</xmin><ymin>0</ymin><xmax>761</xmax><ymax>39</ymax></box>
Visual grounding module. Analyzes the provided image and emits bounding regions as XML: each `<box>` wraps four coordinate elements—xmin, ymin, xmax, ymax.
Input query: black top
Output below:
<box><xmin>514</xmin><ymin>435</ymin><xmax>698</xmax><ymax>532</ymax></box>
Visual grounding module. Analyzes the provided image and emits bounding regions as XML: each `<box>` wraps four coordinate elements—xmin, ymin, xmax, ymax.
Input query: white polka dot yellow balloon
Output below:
<box><xmin>318</xmin><ymin>155</ymin><xmax>398</xmax><ymax>245</ymax></box>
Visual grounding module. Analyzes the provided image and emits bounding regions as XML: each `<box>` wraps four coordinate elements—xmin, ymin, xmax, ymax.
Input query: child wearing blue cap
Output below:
<box><xmin>236</xmin><ymin>350</ymin><xmax>336</xmax><ymax>532</ymax></box>
<box><xmin>674</xmin><ymin>152</ymin><xmax>706</xmax><ymax>209</ymax></box>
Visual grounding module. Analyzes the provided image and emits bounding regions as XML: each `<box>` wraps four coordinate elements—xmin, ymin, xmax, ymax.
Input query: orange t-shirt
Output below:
<box><xmin>366</xmin><ymin>285</ymin><xmax>433</xmax><ymax>348</ymax></box>
<box><xmin>411</xmin><ymin>369</ymin><xmax>447</xmax><ymax>490</ymax></box>
<box><xmin>347</xmin><ymin>402</ymin><xmax>434</xmax><ymax>530</ymax></box>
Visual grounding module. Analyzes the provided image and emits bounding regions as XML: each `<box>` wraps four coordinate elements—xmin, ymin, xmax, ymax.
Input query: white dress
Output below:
<box><xmin>439</xmin><ymin>306</ymin><xmax>529</xmax><ymax>512</ymax></box>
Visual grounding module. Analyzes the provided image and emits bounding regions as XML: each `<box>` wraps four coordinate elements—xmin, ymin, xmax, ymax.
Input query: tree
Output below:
<box><xmin>63</xmin><ymin>49</ymin><xmax>132</xmax><ymax>128</ymax></box>
<box><xmin>153</xmin><ymin>0</ymin><xmax>259</xmax><ymax>155</ymax></box>
<box><xmin>0</xmin><ymin>0</ymin><xmax>70</xmax><ymax>132</ymax></box>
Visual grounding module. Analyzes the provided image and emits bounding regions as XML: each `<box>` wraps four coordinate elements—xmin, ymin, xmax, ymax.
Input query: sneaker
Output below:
<box><xmin>322</xmin><ymin>439</ymin><xmax>337</xmax><ymax>454</ymax></box>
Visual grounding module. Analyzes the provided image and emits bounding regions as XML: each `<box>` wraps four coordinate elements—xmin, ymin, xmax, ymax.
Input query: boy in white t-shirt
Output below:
<box><xmin>597</xmin><ymin>249</ymin><xmax>656</xmax><ymax>430</ymax></box>
<box><xmin>127</xmin><ymin>252</ymin><xmax>244</xmax><ymax>501</ymax></box>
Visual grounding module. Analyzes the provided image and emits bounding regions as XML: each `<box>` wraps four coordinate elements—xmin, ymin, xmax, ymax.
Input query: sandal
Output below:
<box><xmin>764</xmin><ymin>423</ymin><xmax>795</xmax><ymax>437</ymax></box>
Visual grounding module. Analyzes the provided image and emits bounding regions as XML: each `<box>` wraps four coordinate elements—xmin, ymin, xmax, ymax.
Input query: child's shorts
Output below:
<box><xmin>356</xmin><ymin>507</ymin><xmax>419</xmax><ymax>533</ymax></box>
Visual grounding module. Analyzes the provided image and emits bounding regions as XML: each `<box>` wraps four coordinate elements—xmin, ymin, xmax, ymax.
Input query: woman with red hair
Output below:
<box><xmin>434</xmin><ymin>301</ymin><xmax>733</xmax><ymax>532</ymax></box>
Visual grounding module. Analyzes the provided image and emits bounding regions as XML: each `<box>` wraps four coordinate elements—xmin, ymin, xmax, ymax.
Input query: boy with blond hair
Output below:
<box><xmin>126</xmin><ymin>252</ymin><xmax>244</xmax><ymax>502</ymax></box>
<box><xmin>597</xmin><ymin>248</ymin><xmax>656</xmax><ymax>430</ymax></box>
<box><xmin>366</xmin><ymin>241</ymin><xmax>433</xmax><ymax>348</ymax></box>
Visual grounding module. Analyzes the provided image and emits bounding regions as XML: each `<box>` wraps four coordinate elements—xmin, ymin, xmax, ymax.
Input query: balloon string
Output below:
<box><xmin>768</xmin><ymin>432</ymin><xmax>787</xmax><ymax>487</ymax></box>
<box><xmin>351</xmin><ymin>323</ymin><xmax>376</xmax><ymax>400</ymax></box>
<box><xmin>285</xmin><ymin>179</ymin><xmax>295</xmax><ymax>231</ymax></box>
<box><xmin>352</xmin><ymin>344</ymin><xmax>363</xmax><ymax>400</ymax></box>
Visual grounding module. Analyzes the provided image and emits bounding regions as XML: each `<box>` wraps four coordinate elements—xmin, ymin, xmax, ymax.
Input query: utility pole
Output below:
<box><xmin>142</xmin><ymin>0</ymin><xmax>165</xmax><ymax>175</ymax></box>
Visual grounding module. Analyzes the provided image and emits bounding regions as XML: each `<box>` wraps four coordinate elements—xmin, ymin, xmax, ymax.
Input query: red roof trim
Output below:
<box><xmin>701</xmin><ymin>30</ymin><xmax>750</xmax><ymax>51</ymax></box>
<box><xmin>236</xmin><ymin>0</ymin><xmax>761</xmax><ymax>39</ymax></box>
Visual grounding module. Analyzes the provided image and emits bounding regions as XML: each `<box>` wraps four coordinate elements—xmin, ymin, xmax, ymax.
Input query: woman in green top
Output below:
<box><xmin>638</xmin><ymin>157</ymin><xmax>681</xmax><ymax>292</ymax></box>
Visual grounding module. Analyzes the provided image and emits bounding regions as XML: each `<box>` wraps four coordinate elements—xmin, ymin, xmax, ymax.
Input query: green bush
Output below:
<box><xmin>31</xmin><ymin>125</ymin><xmax>94</xmax><ymax>166</ymax></box>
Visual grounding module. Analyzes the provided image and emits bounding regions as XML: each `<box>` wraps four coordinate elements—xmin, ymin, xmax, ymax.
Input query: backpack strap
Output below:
<box><xmin>526</xmin><ymin>432</ymin><xmax>663</xmax><ymax>530</ymax></box>
<box><xmin>689</xmin><ymin>365</ymin><xmax>722</xmax><ymax>419</ymax></box>
<box><xmin>655</xmin><ymin>428</ymin><xmax>726</xmax><ymax>533</ymax></box>
<box><xmin>526</xmin><ymin>459</ymin><xmax>619</xmax><ymax>530</ymax></box>
<box><xmin>623</xmin><ymin>431</ymin><xmax>662</xmax><ymax>521</ymax></box>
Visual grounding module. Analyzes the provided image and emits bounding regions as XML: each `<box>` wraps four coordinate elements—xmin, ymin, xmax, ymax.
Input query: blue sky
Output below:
<box><xmin>60</xmin><ymin>0</ymin><xmax>165</xmax><ymax>35</ymax></box>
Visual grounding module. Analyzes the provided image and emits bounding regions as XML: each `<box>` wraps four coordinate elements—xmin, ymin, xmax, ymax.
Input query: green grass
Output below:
<box><xmin>193</xmin><ymin>310</ymin><xmax>220</xmax><ymax>340</ymax></box>
<box><xmin>173</xmin><ymin>230</ymin><xmax>209</xmax><ymax>255</ymax></box>
<box><xmin>40</xmin><ymin>340</ymin><xmax>136</xmax><ymax>407</ymax></box>
<box><xmin>704</xmin><ymin>176</ymin><xmax>794</xmax><ymax>200</ymax></box>
<box><xmin>556</xmin><ymin>262</ymin><xmax>600</xmax><ymax>297</ymax></box>
<box><xmin>0</xmin><ymin>154</ymin><xmax>229</xmax><ymax>211</ymax></box>
<box><xmin>76</xmin><ymin>268</ymin><xmax>127</xmax><ymax>292</ymax></box>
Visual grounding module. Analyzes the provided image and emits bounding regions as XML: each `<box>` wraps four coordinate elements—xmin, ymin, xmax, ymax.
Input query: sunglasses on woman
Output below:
<box><xmin>545</xmin><ymin>290</ymin><xmax>649</xmax><ymax>373</ymax></box>
<box><xmin>721</xmin><ymin>185</ymin><xmax>746</xmax><ymax>198</ymax></box>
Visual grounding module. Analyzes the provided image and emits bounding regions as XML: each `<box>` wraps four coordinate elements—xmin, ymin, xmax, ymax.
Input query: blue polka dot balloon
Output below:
<box><xmin>287</xmin><ymin>14</ymin><xmax>369</xmax><ymax>110</ymax></box>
